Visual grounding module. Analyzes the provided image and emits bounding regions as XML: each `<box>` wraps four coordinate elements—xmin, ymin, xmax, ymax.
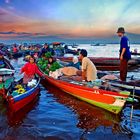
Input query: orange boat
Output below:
<box><xmin>41</xmin><ymin>71</ymin><xmax>130</xmax><ymax>114</ymax></box>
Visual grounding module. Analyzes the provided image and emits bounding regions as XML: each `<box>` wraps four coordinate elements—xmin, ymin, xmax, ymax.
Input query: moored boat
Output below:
<box><xmin>91</xmin><ymin>43</ymin><xmax>106</xmax><ymax>46</ymax></box>
<box><xmin>7</xmin><ymin>95</ymin><xmax>39</xmax><ymax>127</ymax></box>
<box><xmin>41</xmin><ymin>71</ymin><xmax>130</xmax><ymax>114</ymax></box>
<box><xmin>6</xmin><ymin>77</ymin><xmax>40</xmax><ymax>112</ymax></box>
<box><xmin>109</xmin><ymin>80</ymin><xmax>140</xmax><ymax>97</ymax></box>
<box><xmin>56</xmin><ymin>57</ymin><xmax>140</xmax><ymax>71</ymax></box>
<box><xmin>0</xmin><ymin>58</ymin><xmax>14</xmax><ymax>96</ymax></box>
<box><xmin>131</xmin><ymin>52</ymin><xmax>140</xmax><ymax>56</ymax></box>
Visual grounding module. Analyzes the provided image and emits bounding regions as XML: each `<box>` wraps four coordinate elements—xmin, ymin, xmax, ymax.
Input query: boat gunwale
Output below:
<box><xmin>8</xmin><ymin>78</ymin><xmax>40</xmax><ymax>103</ymax></box>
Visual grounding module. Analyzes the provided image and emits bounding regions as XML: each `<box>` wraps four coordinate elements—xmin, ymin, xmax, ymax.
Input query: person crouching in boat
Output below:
<box><xmin>47</xmin><ymin>57</ymin><xmax>55</xmax><ymax>69</ymax></box>
<box><xmin>21</xmin><ymin>56</ymin><xmax>43</xmax><ymax>84</ymax></box>
<box><xmin>79</xmin><ymin>49</ymin><xmax>97</xmax><ymax>82</ymax></box>
<box><xmin>66</xmin><ymin>56</ymin><xmax>80</xmax><ymax>69</ymax></box>
<box><xmin>47</xmin><ymin>57</ymin><xmax>62</xmax><ymax>72</ymax></box>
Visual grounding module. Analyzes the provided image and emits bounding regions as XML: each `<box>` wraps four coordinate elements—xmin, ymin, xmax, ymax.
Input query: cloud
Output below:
<box><xmin>5</xmin><ymin>0</ymin><xmax>10</xmax><ymax>4</ymax></box>
<box><xmin>0</xmin><ymin>7</ymin><xmax>9</xmax><ymax>15</ymax></box>
<box><xmin>0</xmin><ymin>31</ymin><xmax>16</xmax><ymax>34</ymax></box>
<box><xmin>0</xmin><ymin>31</ymin><xmax>39</xmax><ymax>36</ymax></box>
<box><xmin>0</xmin><ymin>0</ymin><xmax>140</xmax><ymax>41</ymax></box>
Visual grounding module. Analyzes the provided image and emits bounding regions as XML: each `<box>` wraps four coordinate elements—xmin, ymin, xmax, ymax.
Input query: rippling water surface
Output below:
<box><xmin>0</xmin><ymin>44</ymin><xmax>140</xmax><ymax>140</ymax></box>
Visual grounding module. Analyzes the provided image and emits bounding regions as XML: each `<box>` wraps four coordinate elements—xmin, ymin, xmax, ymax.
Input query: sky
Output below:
<box><xmin>0</xmin><ymin>0</ymin><xmax>140</xmax><ymax>43</ymax></box>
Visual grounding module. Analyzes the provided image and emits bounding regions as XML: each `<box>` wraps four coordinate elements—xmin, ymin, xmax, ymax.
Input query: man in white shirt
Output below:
<box><xmin>79</xmin><ymin>49</ymin><xmax>97</xmax><ymax>82</ymax></box>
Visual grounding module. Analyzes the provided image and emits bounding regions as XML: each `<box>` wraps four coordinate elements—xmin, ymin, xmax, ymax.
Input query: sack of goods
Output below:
<box><xmin>27</xmin><ymin>79</ymin><xmax>37</xmax><ymax>87</ymax></box>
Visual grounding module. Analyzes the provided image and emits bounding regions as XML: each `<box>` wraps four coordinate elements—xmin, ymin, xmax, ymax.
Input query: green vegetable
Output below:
<box><xmin>45</xmin><ymin>52</ymin><xmax>52</xmax><ymax>58</ymax></box>
<box><xmin>37</xmin><ymin>53</ymin><xmax>61</xmax><ymax>75</ymax></box>
<box><xmin>49</xmin><ymin>62</ymin><xmax>62</xmax><ymax>72</ymax></box>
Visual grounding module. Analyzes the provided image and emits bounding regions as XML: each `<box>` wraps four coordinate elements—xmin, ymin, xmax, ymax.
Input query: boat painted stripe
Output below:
<box><xmin>13</xmin><ymin>80</ymin><xmax>40</xmax><ymax>102</ymax></box>
<box><xmin>67</xmin><ymin>91</ymin><xmax>124</xmax><ymax>114</ymax></box>
<box><xmin>46</xmin><ymin>76</ymin><xmax>116</xmax><ymax>104</ymax></box>
<box><xmin>58</xmin><ymin>79</ymin><xmax>129</xmax><ymax>98</ymax></box>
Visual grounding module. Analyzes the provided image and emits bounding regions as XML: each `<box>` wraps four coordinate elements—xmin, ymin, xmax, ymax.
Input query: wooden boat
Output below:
<box><xmin>0</xmin><ymin>58</ymin><xmax>14</xmax><ymax>96</ymax></box>
<box><xmin>7</xmin><ymin>96</ymin><xmax>39</xmax><ymax>127</ymax></box>
<box><xmin>8</xmin><ymin>52</ymin><xmax>23</xmax><ymax>59</ymax></box>
<box><xmin>41</xmin><ymin>72</ymin><xmax>131</xmax><ymax>114</ymax></box>
<box><xmin>131</xmin><ymin>52</ymin><xmax>140</xmax><ymax>56</ymax></box>
<box><xmin>56</xmin><ymin>57</ymin><xmax>140</xmax><ymax>71</ymax></box>
<box><xmin>6</xmin><ymin>77</ymin><xmax>40</xmax><ymax>112</ymax></box>
<box><xmin>91</xmin><ymin>43</ymin><xmax>106</xmax><ymax>46</ymax></box>
<box><xmin>109</xmin><ymin>80</ymin><xmax>140</xmax><ymax>96</ymax></box>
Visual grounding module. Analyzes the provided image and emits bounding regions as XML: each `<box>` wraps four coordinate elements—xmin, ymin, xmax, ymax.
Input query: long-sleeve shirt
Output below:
<box><xmin>21</xmin><ymin>62</ymin><xmax>42</xmax><ymax>77</ymax></box>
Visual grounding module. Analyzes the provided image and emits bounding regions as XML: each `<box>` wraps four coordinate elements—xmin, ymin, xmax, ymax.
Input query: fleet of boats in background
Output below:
<box><xmin>91</xmin><ymin>43</ymin><xmax>106</xmax><ymax>46</ymax></box>
<box><xmin>0</xmin><ymin>42</ymin><xmax>140</xmax><ymax>114</ymax></box>
<box><xmin>1</xmin><ymin>42</ymin><xmax>140</xmax><ymax>71</ymax></box>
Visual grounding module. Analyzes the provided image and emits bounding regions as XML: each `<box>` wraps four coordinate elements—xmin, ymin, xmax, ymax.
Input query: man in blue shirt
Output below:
<box><xmin>117</xmin><ymin>27</ymin><xmax>131</xmax><ymax>81</ymax></box>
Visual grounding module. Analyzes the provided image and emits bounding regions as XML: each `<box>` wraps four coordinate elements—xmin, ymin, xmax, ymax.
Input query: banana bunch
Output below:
<box><xmin>17</xmin><ymin>88</ymin><xmax>26</xmax><ymax>94</ymax></box>
<box><xmin>15</xmin><ymin>84</ymin><xmax>22</xmax><ymax>89</ymax></box>
<box><xmin>14</xmin><ymin>84</ymin><xmax>26</xmax><ymax>94</ymax></box>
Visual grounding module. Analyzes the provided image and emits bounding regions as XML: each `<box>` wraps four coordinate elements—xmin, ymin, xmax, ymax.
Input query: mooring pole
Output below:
<box><xmin>130</xmin><ymin>86</ymin><xmax>135</xmax><ymax>127</ymax></box>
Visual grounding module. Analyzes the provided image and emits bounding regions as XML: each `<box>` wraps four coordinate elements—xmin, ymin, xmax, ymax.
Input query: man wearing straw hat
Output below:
<box><xmin>117</xmin><ymin>27</ymin><xmax>131</xmax><ymax>81</ymax></box>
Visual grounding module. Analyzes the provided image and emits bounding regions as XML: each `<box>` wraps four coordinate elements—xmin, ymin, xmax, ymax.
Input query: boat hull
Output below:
<box><xmin>109</xmin><ymin>80</ymin><xmax>140</xmax><ymax>96</ymax></box>
<box><xmin>43</xmin><ymin>75</ymin><xmax>127</xmax><ymax>114</ymax></box>
<box><xmin>131</xmin><ymin>52</ymin><xmax>140</xmax><ymax>56</ymax></box>
<box><xmin>56</xmin><ymin>57</ymin><xmax>140</xmax><ymax>71</ymax></box>
<box><xmin>7</xmin><ymin>88</ymin><xmax>39</xmax><ymax>112</ymax></box>
<box><xmin>7</xmin><ymin>79</ymin><xmax>40</xmax><ymax>112</ymax></box>
<box><xmin>0</xmin><ymin>58</ymin><xmax>14</xmax><ymax>96</ymax></box>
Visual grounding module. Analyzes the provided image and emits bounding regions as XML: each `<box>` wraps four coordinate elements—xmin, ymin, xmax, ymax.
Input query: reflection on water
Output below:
<box><xmin>7</xmin><ymin>96</ymin><xmax>39</xmax><ymax>127</ymax></box>
<box><xmin>0</xmin><ymin>82</ymin><xmax>137</xmax><ymax>139</ymax></box>
<box><xmin>42</xmin><ymin>82</ymin><xmax>134</xmax><ymax>140</ymax></box>
<box><xmin>121</xmin><ymin>104</ymin><xmax>140</xmax><ymax>140</ymax></box>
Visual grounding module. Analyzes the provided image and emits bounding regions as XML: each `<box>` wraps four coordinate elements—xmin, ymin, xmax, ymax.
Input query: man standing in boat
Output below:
<box><xmin>117</xmin><ymin>27</ymin><xmax>131</xmax><ymax>81</ymax></box>
<box><xmin>79</xmin><ymin>49</ymin><xmax>97</xmax><ymax>82</ymax></box>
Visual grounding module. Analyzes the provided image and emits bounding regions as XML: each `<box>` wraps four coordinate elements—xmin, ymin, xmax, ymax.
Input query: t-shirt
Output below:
<box><xmin>120</xmin><ymin>36</ymin><xmax>131</xmax><ymax>60</ymax></box>
<box><xmin>82</xmin><ymin>57</ymin><xmax>97</xmax><ymax>81</ymax></box>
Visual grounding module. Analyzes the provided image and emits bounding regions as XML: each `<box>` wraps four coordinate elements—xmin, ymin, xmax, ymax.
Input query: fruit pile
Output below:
<box><xmin>12</xmin><ymin>84</ymin><xmax>26</xmax><ymax>96</ymax></box>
